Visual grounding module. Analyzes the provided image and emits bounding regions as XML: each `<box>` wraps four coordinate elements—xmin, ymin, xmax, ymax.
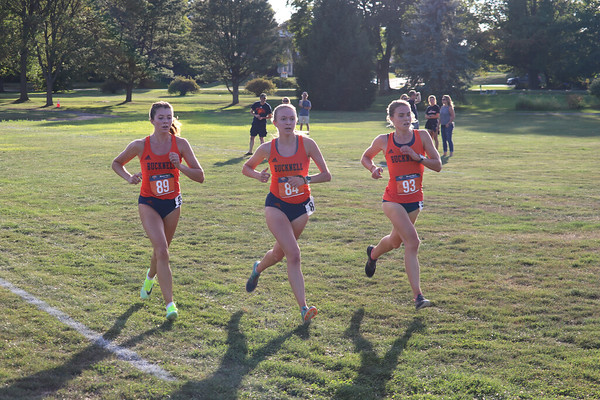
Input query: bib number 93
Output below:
<box><xmin>395</xmin><ymin>173</ymin><xmax>421</xmax><ymax>195</ymax></box>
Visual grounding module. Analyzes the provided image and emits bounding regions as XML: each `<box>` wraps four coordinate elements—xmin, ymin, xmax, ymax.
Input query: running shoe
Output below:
<box><xmin>365</xmin><ymin>245</ymin><xmax>377</xmax><ymax>277</ymax></box>
<box><xmin>166</xmin><ymin>303</ymin><xmax>178</xmax><ymax>321</ymax></box>
<box><xmin>415</xmin><ymin>294</ymin><xmax>431</xmax><ymax>310</ymax></box>
<box><xmin>140</xmin><ymin>269</ymin><xmax>155</xmax><ymax>299</ymax></box>
<box><xmin>301</xmin><ymin>305</ymin><xmax>318</xmax><ymax>322</ymax></box>
<box><xmin>246</xmin><ymin>261</ymin><xmax>260</xmax><ymax>292</ymax></box>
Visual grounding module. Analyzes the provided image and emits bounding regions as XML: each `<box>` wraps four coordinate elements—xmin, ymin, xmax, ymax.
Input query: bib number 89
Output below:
<box><xmin>155</xmin><ymin>179</ymin><xmax>170</xmax><ymax>194</ymax></box>
<box><xmin>150</xmin><ymin>173</ymin><xmax>175</xmax><ymax>197</ymax></box>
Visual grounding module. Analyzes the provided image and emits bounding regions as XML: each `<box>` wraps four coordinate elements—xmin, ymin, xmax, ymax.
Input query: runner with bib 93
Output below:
<box><xmin>361</xmin><ymin>99</ymin><xmax>441</xmax><ymax>310</ymax></box>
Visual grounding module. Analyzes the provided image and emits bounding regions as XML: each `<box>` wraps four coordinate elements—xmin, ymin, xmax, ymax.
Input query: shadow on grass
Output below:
<box><xmin>171</xmin><ymin>310</ymin><xmax>310</xmax><ymax>399</ymax></box>
<box><xmin>0</xmin><ymin>303</ymin><xmax>173</xmax><ymax>399</ymax></box>
<box><xmin>333</xmin><ymin>308</ymin><xmax>425</xmax><ymax>400</ymax></box>
<box><xmin>213</xmin><ymin>156</ymin><xmax>247</xmax><ymax>167</ymax></box>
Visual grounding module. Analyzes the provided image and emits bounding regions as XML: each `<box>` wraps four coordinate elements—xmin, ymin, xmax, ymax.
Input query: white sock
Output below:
<box><xmin>166</xmin><ymin>302</ymin><xmax>175</xmax><ymax>310</ymax></box>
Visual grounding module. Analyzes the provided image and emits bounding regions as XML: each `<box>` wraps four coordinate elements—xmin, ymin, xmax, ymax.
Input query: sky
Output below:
<box><xmin>268</xmin><ymin>0</ymin><xmax>294</xmax><ymax>23</ymax></box>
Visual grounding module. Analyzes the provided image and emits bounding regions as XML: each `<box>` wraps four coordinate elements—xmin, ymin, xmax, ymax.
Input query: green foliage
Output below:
<box><xmin>566</xmin><ymin>94</ymin><xmax>585</xmax><ymax>110</ymax></box>
<box><xmin>244</xmin><ymin>77</ymin><xmax>277</xmax><ymax>96</ymax></box>
<box><xmin>399</xmin><ymin>0</ymin><xmax>475</xmax><ymax>99</ymax></box>
<box><xmin>270</xmin><ymin>76</ymin><xmax>297</xmax><ymax>89</ymax></box>
<box><xmin>100</xmin><ymin>79</ymin><xmax>125</xmax><ymax>93</ymax></box>
<box><xmin>95</xmin><ymin>0</ymin><xmax>190</xmax><ymax>102</ymax></box>
<box><xmin>295</xmin><ymin>0</ymin><xmax>376</xmax><ymax>110</ymax></box>
<box><xmin>487</xmin><ymin>0</ymin><xmax>599</xmax><ymax>89</ymax></box>
<box><xmin>167</xmin><ymin>76</ymin><xmax>200</xmax><ymax>96</ymax></box>
<box><xmin>589</xmin><ymin>77</ymin><xmax>600</xmax><ymax>99</ymax></box>
<box><xmin>191</xmin><ymin>0</ymin><xmax>280</xmax><ymax>104</ymax></box>
<box><xmin>515</xmin><ymin>95</ymin><xmax>562</xmax><ymax>111</ymax></box>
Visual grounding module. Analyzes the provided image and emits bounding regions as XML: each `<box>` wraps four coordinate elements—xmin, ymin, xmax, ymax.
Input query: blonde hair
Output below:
<box><xmin>386</xmin><ymin>99</ymin><xmax>415</xmax><ymax>126</ymax></box>
<box><xmin>149</xmin><ymin>101</ymin><xmax>180</xmax><ymax>136</ymax></box>
<box><xmin>442</xmin><ymin>95</ymin><xmax>454</xmax><ymax>108</ymax></box>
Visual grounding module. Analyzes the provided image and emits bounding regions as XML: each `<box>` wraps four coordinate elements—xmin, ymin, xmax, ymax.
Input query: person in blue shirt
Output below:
<box><xmin>298</xmin><ymin>92</ymin><xmax>312</xmax><ymax>134</ymax></box>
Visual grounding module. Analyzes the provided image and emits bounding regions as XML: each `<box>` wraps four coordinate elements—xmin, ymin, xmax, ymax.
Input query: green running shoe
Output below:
<box><xmin>140</xmin><ymin>269</ymin><xmax>155</xmax><ymax>299</ymax></box>
<box><xmin>166</xmin><ymin>303</ymin><xmax>178</xmax><ymax>321</ymax></box>
<box><xmin>246</xmin><ymin>261</ymin><xmax>261</xmax><ymax>292</ymax></box>
<box><xmin>301</xmin><ymin>305</ymin><xmax>317</xmax><ymax>322</ymax></box>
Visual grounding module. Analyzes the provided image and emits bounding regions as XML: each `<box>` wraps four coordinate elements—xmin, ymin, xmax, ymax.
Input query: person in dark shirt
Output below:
<box><xmin>408</xmin><ymin>90</ymin><xmax>421</xmax><ymax>129</ymax></box>
<box><xmin>246</xmin><ymin>93</ymin><xmax>272</xmax><ymax>155</ymax></box>
<box><xmin>424</xmin><ymin>95</ymin><xmax>440</xmax><ymax>150</ymax></box>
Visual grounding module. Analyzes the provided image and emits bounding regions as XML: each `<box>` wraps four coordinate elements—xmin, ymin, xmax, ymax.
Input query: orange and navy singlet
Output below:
<box><xmin>139</xmin><ymin>135</ymin><xmax>181</xmax><ymax>199</ymax></box>
<box><xmin>383</xmin><ymin>130</ymin><xmax>425</xmax><ymax>203</ymax></box>
<box><xmin>269</xmin><ymin>135</ymin><xmax>311</xmax><ymax>204</ymax></box>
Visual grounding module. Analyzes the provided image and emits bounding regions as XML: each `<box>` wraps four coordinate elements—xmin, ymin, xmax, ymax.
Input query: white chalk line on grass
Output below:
<box><xmin>0</xmin><ymin>277</ymin><xmax>175</xmax><ymax>382</ymax></box>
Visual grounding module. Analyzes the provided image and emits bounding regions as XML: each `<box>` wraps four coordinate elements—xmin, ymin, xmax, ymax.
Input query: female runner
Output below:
<box><xmin>112</xmin><ymin>101</ymin><xmax>204</xmax><ymax>320</ymax></box>
<box><xmin>242</xmin><ymin>103</ymin><xmax>331</xmax><ymax>322</ymax></box>
<box><xmin>361</xmin><ymin>99</ymin><xmax>441</xmax><ymax>310</ymax></box>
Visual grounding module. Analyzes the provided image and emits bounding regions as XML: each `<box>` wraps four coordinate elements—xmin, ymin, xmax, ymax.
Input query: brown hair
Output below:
<box><xmin>149</xmin><ymin>101</ymin><xmax>181</xmax><ymax>136</ymax></box>
<box><xmin>442</xmin><ymin>95</ymin><xmax>454</xmax><ymax>108</ymax></box>
<box><xmin>386</xmin><ymin>99</ymin><xmax>415</xmax><ymax>126</ymax></box>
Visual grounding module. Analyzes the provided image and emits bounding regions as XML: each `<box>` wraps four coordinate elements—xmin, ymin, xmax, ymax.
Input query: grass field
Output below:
<box><xmin>1</xmin><ymin>88</ymin><xmax>599</xmax><ymax>400</ymax></box>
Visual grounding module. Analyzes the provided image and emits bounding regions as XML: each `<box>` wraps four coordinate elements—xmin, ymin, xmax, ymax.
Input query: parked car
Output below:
<box><xmin>507</xmin><ymin>76</ymin><xmax>527</xmax><ymax>85</ymax></box>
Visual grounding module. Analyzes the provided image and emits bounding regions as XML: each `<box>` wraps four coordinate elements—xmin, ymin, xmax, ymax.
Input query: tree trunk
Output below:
<box><xmin>231</xmin><ymin>77</ymin><xmax>239</xmax><ymax>105</ymax></box>
<box><xmin>45</xmin><ymin>76</ymin><xmax>54</xmax><ymax>107</ymax></box>
<box><xmin>125</xmin><ymin>81</ymin><xmax>134</xmax><ymax>103</ymax></box>
<box><xmin>377</xmin><ymin>57</ymin><xmax>391</xmax><ymax>95</ymax></box>
<box><xmin>17</xmin><ymin>51</ymin><xmax>29</xmax><ymax>103</ymax></box>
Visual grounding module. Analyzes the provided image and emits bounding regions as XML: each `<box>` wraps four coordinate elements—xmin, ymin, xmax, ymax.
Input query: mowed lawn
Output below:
<box><xmin>0</xmin><ymin>89</ymin><xmax>599</xmax><ymax>399</ymax></box>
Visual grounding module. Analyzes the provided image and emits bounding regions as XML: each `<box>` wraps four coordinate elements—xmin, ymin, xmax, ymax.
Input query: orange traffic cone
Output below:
<box><xmin>57</xmin><ymin>100</ymin><xmax>60</xmax><ymax>108</ymax></box>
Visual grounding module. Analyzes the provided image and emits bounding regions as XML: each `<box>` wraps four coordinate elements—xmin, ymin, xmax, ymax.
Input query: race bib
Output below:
<box><xmin>278</xmin><ymin>177</ymin><xmax>304</xmax><ymax>199</ymax></box>
<box><xmin>305</xmin><ymin>196</ymin><xmax>315</xmax><ymax>216</ymax></box>
<box><xmin>150</xmin><ymin>173</ymin><xmax>175</xmax><ymax>196</ymax></box>
<box><xmin>395</xmin><ymin>173</ymin><xmax>422</xmax><ymax>195</ymax></box>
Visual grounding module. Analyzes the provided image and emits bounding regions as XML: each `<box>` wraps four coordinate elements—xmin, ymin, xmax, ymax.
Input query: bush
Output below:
<box><xmin>168</xmin><ymin>76</ymin><xmax>200</xmax><ymax>96</ymax></box>
<box><xmin>245</xmin><ymin>77</ymin><xmax>277</xmax><ymax>96</ymax></box>
<box><xmin>566</xmin><ymin>94</ymin><xmax>584</xmax><ymax>110</ymax></box>
<box><xmin>515</xmin><ymin>96</ymin><xmax>562</xmax><ymax>111</ymax></box>
<box><xmin>271</xmin><ymin>77</ymin><xmax>297</xmax><ymax>89</ymax></box>
<box><xmin>100</xmin><ymin>79</ymin><xmax>125</xmax><ymax>94</ymax></box>
<box><xmin>589</xmin><ymin>78</ymin><xmax>600</xmax><ymax>99</ymax></box>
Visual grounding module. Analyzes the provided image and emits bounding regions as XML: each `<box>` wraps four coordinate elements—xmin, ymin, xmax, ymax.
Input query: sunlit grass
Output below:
<box><xmin>0</xmin><ymin>88</ymin><xmax>599</xmax><ymax>399</ymax></box>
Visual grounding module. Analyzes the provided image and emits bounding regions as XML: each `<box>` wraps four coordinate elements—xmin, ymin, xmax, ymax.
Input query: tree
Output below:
<box><xmin>96</xmin><ymin>0</ymin><xmax>190</xmax><ymax>102</ymax></box>
<box><xmin>190</xmin><ymin>0</ymin><xmax>280</xmax><ymax>105</ymax></box>
<box><xmin>398</xmin><ymin>0</ymin><xmax>476</xmax><ymax>98</ymax></box>
<box><xmin>478</xmin><ymin>0</ymin><xmax>600</xmax><ymax>89</ymax></box>
<box><xmin>3</xmin><ymin>0</ymin><xmax>48</xmax><ymax>102</ymax></box>
<box><xmin>0</xmin><ymin>5</ymin><xmax>20</xmax><ymax>92</ymax></box>
<box><xmin>287</xmin><ymin>0</ymin><xmax>314</xmax><ymax>49</ymax></box>
<box><xmin>295</xmin><ymin>0</ymin><xmax>376</xmax><ymax>111</ymax></box>
<box><xmin>354</xmin><ymin>0</ymin><xmax>410</xmax><ymax>94</ymax></box>
<box><xmin>34</xmin><ymin>0</ymin><xmax>91</xmax><ymax>106</ymax></box>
